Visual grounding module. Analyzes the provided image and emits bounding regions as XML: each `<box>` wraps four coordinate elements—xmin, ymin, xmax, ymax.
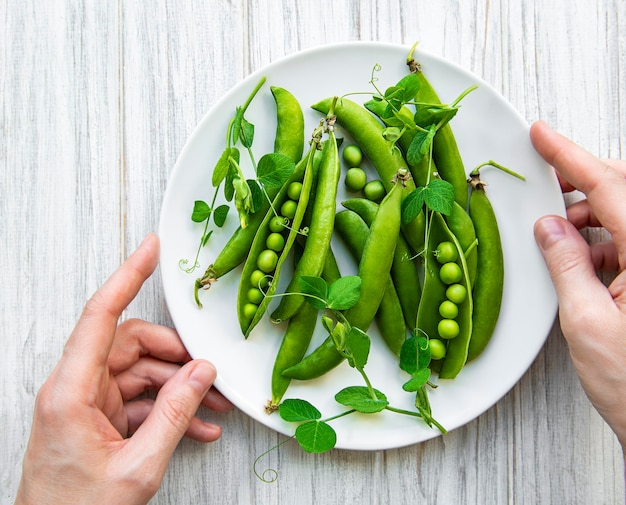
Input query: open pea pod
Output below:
<box><xmin>416</xmin><ymin>211</ymin><xmax>473</xmax><ymax>379</ymax></box>
<box><xmin>236</xmin><ymin>144</ymin><xmax>317</xmax><ymax>338</ymax></box>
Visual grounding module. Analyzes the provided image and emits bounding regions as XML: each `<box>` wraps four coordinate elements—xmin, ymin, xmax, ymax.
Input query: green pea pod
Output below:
<box><xmin>341</xmin><ymin>198</ymin><xmax>421</xmax><ymax>329</ymax></box>
<box><xmin>271</xmin><ymin>86</ymin><xmax>305</xmax><ymax>163</ymax></box>
<box><xmin>466</xmin><ymin>185</ymin><xmax>503</xmax><ymax>361</ymax></box>
<box><xmin>311</xmin><ymin>97</ymin><xmax>425</xmax><ymax>253</ymax></box>
<box><xmin>334</xmin><ymin>209</ymin><xmax>407</xmax><ymax>356</ymax></box>
<box><xmin>283</xmin><ymin>180</ymin><xmax>404</xmax><ymax>379</ymax></box>
<box><xmin>236</xmin><ymin>144</ymin><xmax>316</xmax><ymax>338</ymax></box>
<box><xmin>445</xmin><ymin>201</ymin><xmax>478</xmax><ymax>287</ymax></box>
<box><xmin>270</xmin><ymin>128</ymin><xmax>341</xmax><ymax>323</ymax></box>
<box><xmin>417</xmin><ymin>212</ymin><xmax>473</xmax><ymax>379</ymax></box>
<box><xmin>202</xmin><ymin>89</ymin><xmax>306</xmax><ymax>282</ymax></box>
<box><xmin>269</xmin><ymin>248</ymin><xmax>342</xmax><ymax>405</ymax></box>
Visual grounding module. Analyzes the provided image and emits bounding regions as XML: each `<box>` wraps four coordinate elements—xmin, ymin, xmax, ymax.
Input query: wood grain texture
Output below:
<box><xmin>1</xmin><ymin>1</ymin><xmax>624</xmax><ymax>504</ymax></box>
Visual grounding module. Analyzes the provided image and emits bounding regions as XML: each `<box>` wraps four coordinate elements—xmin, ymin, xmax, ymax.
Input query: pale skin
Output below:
<box><xmin>15</xmin><ymin>124</ymin><xmax>626</xmax><ymax>503</ymax></box>
<box><xmin>531</xmin><ymin>121</ymin><xmax>626</xmax><ymax>461</ymax></box>
<box><xmin>14</xmin><ymin>233</ymin><xmax>233</xmax><ymax>505</ymax></box>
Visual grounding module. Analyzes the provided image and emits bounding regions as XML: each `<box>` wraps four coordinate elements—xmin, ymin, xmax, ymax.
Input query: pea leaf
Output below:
<box><xmin>406</xmin><ymin>124</ymin><xmax>436</xmax><ymax>165</ymax></box>
<box><xmin>364</xmin><ymin>97</ymin><xmax>387</xmax><ymax>118</ymax></box>
<box><xmin>424</xmin><ymin>179</ymin><xmax>455</xmax><ymax>215</ymax></box>
<box><xmin>211</xmin><ymin>148</ymin><xmax>231</xmax><ymax>187</ymax></box>
<box><xmin>335</xmin><ymin>386</ymin><xmax>388</xmax><ymax>414</ymax></box>
<box><xmin>191</xmin><ymin>200</ymin><xmax>211</xmax><ymax>223</ymax></box>
<box><xmin>294</xmin><ymin>420</ymin><xmax>337</xmax><ymax>453</ymax></box>
<box><xmin>224</xmin><ymin>170</ymin><xmax>235</xmax><ymax>202</ymax></box>
<box><xmin>247</xmin><ymin>179</ymin><xmax>264</xmax><ymax>213</ymax></box>
<box><xmin>239</xmin><ymin>117</ymin><xmax>255</xmax><ymax>148</ymax></box>
<box><xmin>382</xmin><ymin>127</ymin><xmax>403</xmax><ymax>142</ymax></box>
<box><xmin>416</xmin><ymin>336</ymin><xmax>431</xmax><ymax>370</ymax></box>
<box><xmin>212</xmin><ymin>204</ymin><xmax>230</xmax><ymax>227</ymax></box>
<box><xmin>414</xmin><ymin>105</ymin><xmax>458</xmax><ymax>130</ymax></box>
<box><xmin>299</xmin><ymin>276</ymin><xmax>328</xmax><ymax>309</ymax></box>
<box><xmin>401</xmin><ymin>188</ymin><xmax>425</xmax><ymax>225</ymax></box>
<box><xmin>278</xmin><ymin>399</ymin><xmax>321</xmax><ymax>422</ymax></box>
<box><xmin>402</xmin><ymin>368</ymin><xmax>431</xmax><ymax>392</ymax></box>
<box><xmin>344</xmin><ymin>327</ymin><xmax>370</xmax><ymax>370</ymax></box>
<box><xmin>257</xmin><ymin>153</ymin><xmax>296</xmax><ymax>189</ymax></box>
<box><xmin>399</xmin><ymin>335</ymin><xmax>419</xmax><ymax>375</ymax></box>
<box><xmin>201</xmin><ymin>229</ymin><xmax>213</xmax><ymax>247</ymax></box>
<box><xmin>327</xmin><ymin>276</ymin><xmax>361</xmax><ymax>310</ymax></box>
<box><xmin>395</xmin><ymin>73</ymin><xmax>421</xmax><ymax>101</ymax></box>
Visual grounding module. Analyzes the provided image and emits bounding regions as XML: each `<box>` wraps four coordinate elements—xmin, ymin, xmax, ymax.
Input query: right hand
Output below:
<box><xmin>531</xmin><ymin>121</ymin><xmax>626</xmax><ymax>451</ymax></box>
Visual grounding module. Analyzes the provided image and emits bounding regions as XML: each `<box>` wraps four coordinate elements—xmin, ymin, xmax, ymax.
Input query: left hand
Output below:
<box><xmin>15</xmin><ymin>234</ymin><xmax>233</xmax><ymax>505</ymax></box>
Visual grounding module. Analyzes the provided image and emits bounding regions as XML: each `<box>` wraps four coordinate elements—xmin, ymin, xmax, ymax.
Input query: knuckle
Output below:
<box><xmin>159</xmin><ymin>394</ymin><xmax>195</xmax><ymax>432</ymax></box>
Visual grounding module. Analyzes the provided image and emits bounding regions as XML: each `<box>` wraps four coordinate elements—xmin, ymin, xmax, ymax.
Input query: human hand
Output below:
<box><xmin>15</xmin><ymin>234</ymin><xmax>233</xmax><ymax>505</ymax></box>
<box><xmin>531</xmin><ymin>121</ymin><xmax>626</xmax><ymax>452</ymax></box>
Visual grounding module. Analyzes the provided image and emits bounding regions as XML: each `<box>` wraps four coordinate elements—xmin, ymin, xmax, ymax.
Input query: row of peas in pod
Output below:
<box><xmin>186</xmin><ymin>46</ymin><xmax>523</xmax><ymax>428</ymax></box>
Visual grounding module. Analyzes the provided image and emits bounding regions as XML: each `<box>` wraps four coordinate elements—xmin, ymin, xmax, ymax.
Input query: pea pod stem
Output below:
<box><xmin>469</xmin><ymin>160</ymin><xmax>526</xmax><ymax>182</ymax></box>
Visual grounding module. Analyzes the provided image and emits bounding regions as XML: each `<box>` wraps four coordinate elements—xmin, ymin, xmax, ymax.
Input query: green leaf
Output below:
<box><xmin>399</xmin><ymin>336</ymin><xmax>419</xmax><ymax>375</ymax></box>
<box><xmin>294</xmin><ymin>420</ymin><xmax>337</xmax><ymax>453</ymax></box>
<box><xmin>364</xmin><ymin>97</ymin><xmax>387</xmax><ymax>118</ymax></box>
<box><xmin>327</xmin><ymin>276</ymin><xmax>361</xmax><ymax>310</ymax></box>
<box><xmin>232</xmin><ymin>107</ymin><xmax>244</xmax><ymax>144</ymax></box>
<box><xmin>406</xmin><ymin>124</ymin><xmax>436</xmax><ymax>165</ymax></box>
<box><xmin>416</xmin><ymin>336</ymin><xmax>431</xmax><ymax>370</ymax></box>
<box><xmin>212</xmin><ymin>204</ymin><xmax>229</xmax><ymax>227</ymax></box>
<box><xmin>257</xmin><ymin>153</ymin><xmax>296</xmax><ymax>189</ymax></box>
<box><xmin>299</xmin><ymin>276</ymin><xmax>328</xmax><ymax>309</ymax></box>
<box><xmin>278</xmin><ymin>399</ymin><xmax>321</xmax><ymax>422</ymax></box>
<box><xmin>424</xmin><ymin>179</ymin><xmax>455</xmax><ymax>215</ymax></box>
<box><xmin>401</xmin><ymin>188</ymin><xmax>425</xmax><ymax>225</ymax></box>
<box><xmin>335</xmin><ymin>386</ymin><xmax>388</xmax><ymax>414</ymax></box>
<box><xmin>344</xmin><ymin>327</ymin><xmax>370</xmax><ymax>370</ymax></box>
<box><xmin>414</xmin><ymin>105</ymin><xmax>458</xmax><ymax>129</ymax></box>
<box><xmin>247</xmin><ymin>179</ymin><xmax>264</xmax><ymax>213</ymax></box>
<box><xmin>211</xmin><ymin>148</ymin><xmax>232</xmax><ymax>187</ymax></box>
<box><xmin>395</xmin><ymin>73</ymin><xmax>421</xmax><ymax>101</ymax></box>
<box><xmin>191</xmin><ymin>200</ymin><xmax>211</xmax><ymax>223</ymax></box>
<box><xmin>224</xmin><ymin>171</ymin><xmax>235</xmax><ymax>202</ymax></box>
<box><xmin>239</xmin><ymin>117</ymin><xmax>255</xmax><ymax>148</ymax></box>
<box><xmin>201</xmin><ymin>229</ymin><xmax>213</xmax><ymax>247</ymax></box>
<box><xmin>402</xmin><ymin>368</ymin><xmax>431</xmax><ymax>392</ymax></box>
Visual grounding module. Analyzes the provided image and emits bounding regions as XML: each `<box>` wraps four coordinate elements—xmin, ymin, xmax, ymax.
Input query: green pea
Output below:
<box><xmin>439</xmin><ymin>262</ymin><xmax>462</xmax><ymax>284</ymax></box>
<box><xmin>363</xmin><ymin>180</ymin><xmax>385</xmax><ymax>202</ymax></box>
<box><xmin>438</xmin><ymin>319</ymin><xmax>460</xmax><ymax>339</ymax></box>
<box><xmin>429</xmin><ymin>339</ymin><xmax>447</xmax><ymax>360</ymax></box>
<box><xmin>439</xmin><ymin>300</ymin><xmax>459</xmax><ymax>319</ymax></box>
<box><xmin>343</xmin><ymin>144</ymin><xmax>363</xmax><ymax>167</ymax></box>
<box><xmin>257</xmin><ymin>249</ymin><xmax>278</xmax><ymax>273</ymax></box>
<box><xmin>287</xmin><ymin>181</ymin><xmax>303</xmax><ymax>200</ymax></box>
<box><xmin>344</xmin><ymin>167</ymin><xmax>367</xmax><ymax>192</ymax></box>
<box><xmin>269</xmin><ymin>215</ymin><xmax>288</xmax><ymax>233</ymax></box>
<box><xmin>242</xmin><ymin>302</ymin><xmax>258</xmax><ymax>321</ymax></box>
<box><xmin>250</xmin><ymin>269</ymin><xmax>269</xmax><ymax>289</ymax></box>
<box><xmin>266</xmin><ymin>232</ymin><xmax>285</xmax><ymax>252</ymax></box>
<box><xmin>247</xmin><ymin>288</ymin><xmax>264</xmax><ymax>304</ymax></box>
<box><xmin>435</xmin><ymin>241</ymin><xmax>458</xmax><ymax>264</ymax></box>
<box><xmin>280</xmin><ymin>200</ymin><xmax>297</xmax><ymax>220</ymax></box>
<box><xmin>446</xmin><ymin>283</ymin><xmax>467</xmax><ymax>304</ymax></box>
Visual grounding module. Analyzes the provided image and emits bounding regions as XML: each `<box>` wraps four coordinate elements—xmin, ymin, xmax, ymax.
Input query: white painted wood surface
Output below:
<box><xmin>2</xmin><ymin>1</ymin><xmax>625</xmax><ymax>503</ymax></box>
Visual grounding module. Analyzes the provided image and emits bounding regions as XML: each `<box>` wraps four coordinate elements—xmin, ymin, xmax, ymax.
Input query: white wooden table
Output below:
<box><xmin>2</xmin><ymin>1</ymin><xmax>625</xmax><ymax>503</ymax></box>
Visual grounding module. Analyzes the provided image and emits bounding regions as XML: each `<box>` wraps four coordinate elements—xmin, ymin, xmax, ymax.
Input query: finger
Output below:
<box><xmin>63</xmin><ymin>234</ymin><xmax>160</xmax><ymax>378</ymax></box>
<box><xmin>114</xmin><ymin>356</ymin><xmax>233</xmax><ymax>412</ymax></box>
<box><xmin>534</xmin><ymin>215</ymin><xmax>615</xmax><ymax>330</ymax></box>
<box><xmin>125</xmin><ymin>398</ymin><xmax>223</xmax><ymax>443</ymax></box>
<box><xmin>589</xmin><ymin>241</ymin><xmax>620</xmax><ymax>272</ymax></box>
<box><xmin>125</xmin><ymin>360</ymin><xmax>219</xmax><ymax>475</ymax></box>
<box><xmin>566</xmin><ymin>199</ymin><xmax>603</xmax><ymax>229</ymax></box>
<box><xmin>109</xmin><ymin>319</ymin><xmax>190</xmax><ymax>373</ymax></box>
<box><xmin>530</xmin><ymin>122</ymin><xmax>626</xmax><ymax>268</ymax></box>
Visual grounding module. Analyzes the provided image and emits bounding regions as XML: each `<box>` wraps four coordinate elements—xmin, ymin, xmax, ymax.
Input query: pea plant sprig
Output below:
<box><xmin>268</xmin><ymin>274</ymin><xmax>446</xmax><ymax>456</ymax></box>
<box><xmin>179</xmin><ymin>76</ymin><xmax>297</xmax><ymax>280</ymax></box>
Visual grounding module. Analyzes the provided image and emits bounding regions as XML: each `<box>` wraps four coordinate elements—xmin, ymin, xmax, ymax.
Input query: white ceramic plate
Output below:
<box><xmin>159</xmin><ymin>41</ymin><xmax>565</xmax><ymax>451</ymax></box>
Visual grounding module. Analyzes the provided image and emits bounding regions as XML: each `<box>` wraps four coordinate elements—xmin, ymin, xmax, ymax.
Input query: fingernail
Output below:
<box><xmin>535</xmin><ymin>216</ymin><xmax>567</xmax><ymax>251</ymax></box>
<box><xmin>188</xmin><ymin>360</ymin><xmax>216</xmax><ymax>395</ymax></box>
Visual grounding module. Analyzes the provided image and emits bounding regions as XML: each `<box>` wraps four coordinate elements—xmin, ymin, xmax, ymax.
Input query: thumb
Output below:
<box><xmin>126</xmin><ymin>360</ymin><xmax>217</xmax><ymax>476</ymax></box>
<box><xmin>534</xmin><ymin>215</ymin><xmax>611</xmax><ymax>325</ymax></box>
